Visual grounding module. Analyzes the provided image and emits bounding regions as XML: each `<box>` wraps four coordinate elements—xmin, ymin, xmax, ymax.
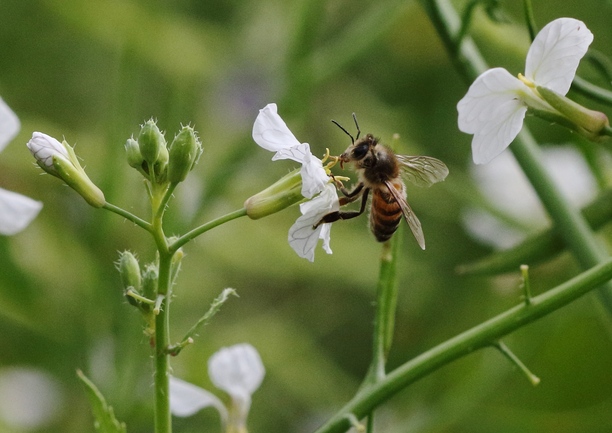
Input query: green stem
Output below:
<box><xmin>170</xmin><ymin>208</ymin><xmax>247</xmax><ymax>253</ymax></box>
<box><xmin>103</xmin><ymin>202</ymin><xmax>152</xmax><ymax>232</ymax></box>
<box><xmin>154</xmin><ymin>250</ymin><xmax>173</xmax><ymax>433</ymax></box>
<box><xmin>312</xmin><ymin>258</ymin><xmax>612</xmax><ymax>433</ymax></box>
<box><xmin>522</xmin><ymin>0</ymin><xmax>537</xmax><ymax>41</ymax></box>
<box><xmin>421</xmin><ymin>0</ymin><xmax>612</xmax><ymax>313</ymax></box>
<box><xmin>365</xmin><ymin>234</ymin><xmax>401</xmax><ymax>385</ymax></box>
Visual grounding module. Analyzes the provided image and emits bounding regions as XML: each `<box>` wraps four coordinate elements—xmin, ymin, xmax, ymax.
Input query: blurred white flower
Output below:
<box><xmin>0</xmin><ymin>98</ymin><xmax>42</xmax><ymax>235</ymax></box>
<box><xmin>288</xmin><ymin>183</ymin><xmax>339</xmax><ymax>262</ymax></box>
<box><xmin>0</xmin><ymin>367</ymin><xmax>64</xmax><ymax>431</ymax></box>
<box><xmin>170</xmin><ymin>343</ymin><xmax>265</xmax><ymax>433</ymax></box>
<box><xmin>457</xmin><ymin>18</ymin><xmax>593</xmax><ymax>164</ymax></box>
<box><xmin>463</xmin><ymin>145</ymin><xmax>597</xmax><ymax>248</ymax></box>
<box><xmin>252</xmin><ymin>103</ymin><xmax>328</xmax><ymax>198</ymax></box>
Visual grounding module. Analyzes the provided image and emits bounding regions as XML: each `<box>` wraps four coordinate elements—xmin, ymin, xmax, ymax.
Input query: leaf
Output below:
<box><xmin>76</xmin><ymin>370</ymin><xmax>127</xmax><ymax>433</ymax></box>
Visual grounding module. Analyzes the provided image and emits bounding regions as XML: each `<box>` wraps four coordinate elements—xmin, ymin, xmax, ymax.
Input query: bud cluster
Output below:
<box><xmin>125</xmin><ymin>119</ymin><xmax>202</xmax><ymax>185</ymax></box>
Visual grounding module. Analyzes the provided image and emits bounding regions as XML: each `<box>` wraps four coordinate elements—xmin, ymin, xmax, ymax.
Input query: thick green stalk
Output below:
<box><xmin>151</xmin><ymin>195</ymin><xmax>173</xmax><ymax>433</ymax></box>
<box><xmin>421</xmin><ymin>0</ymin><xmax>612</xmax><ymax>312</ymax></box>
<box><xmin>154</xmin><ymin>250</ymin><xmax>172</xmax><ymax>433</ymax></box>
<box><xmin>313</xmin><ymin>258</ymin><xmax>612</xmax><ymax>433</ymax></box>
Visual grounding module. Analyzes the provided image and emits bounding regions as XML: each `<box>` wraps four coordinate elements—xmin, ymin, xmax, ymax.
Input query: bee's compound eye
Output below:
<box><xmin>352</xmin><ymin>143</ymin><xmax>369</xmax><ymax>160</ymax></box>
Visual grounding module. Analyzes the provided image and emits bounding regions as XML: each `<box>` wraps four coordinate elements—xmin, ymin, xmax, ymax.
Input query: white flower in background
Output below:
<box><xmin>288</xmin><ymin>183</ymin><xmax>339</xmax><ymax>262</ymax></box>
<box><xmin>0</xmin><ymin>98</ymin><xmax>42</xmax><ymax>235</ymax></box>
<box><xmin>252</xmin><ymin>103</ymin><xmax>328</xmax><ymax>198</ymax></box>
<box><xmin>463</xmin><ymin>146</ymin><xmax>597</xmax><ymax>248</ymax></box>
<box><xmin>170</xmin><ymin>343</ymin><xmax>265</xmax><ymax>433</ymax></box>
<box><xmin>457</xmin><ymin>18</ymin><xmax>594</xmax><ymax>164</ymax></box>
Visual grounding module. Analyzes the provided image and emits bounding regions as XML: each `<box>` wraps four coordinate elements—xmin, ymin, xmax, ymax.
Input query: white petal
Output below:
<box><xmin>252</xmin><ymin>103</ymin><xmax>301</xmax><ymax>153</ymax></box>
<box><xmin>288</xmin><ymin>184</ymin><xmax>339</xmax><ymax>261</ymax></box>
<box><xmin>0</xmin><ymin>188</ymin><xmax>43</xmax><ymax>235</ymax></box>
<box><xmin>299</xmin><ymin>151</ymin><xmax>328</xmax><ymax>199</ymax></box>
<box><xmin>457</xmin><ymin>68</ymin><xmax>529</xmax><ymax>164</ymax></box>
<box><xmin>272</xmin><ymin>142</ymin><xmax>310</xmax><ymax>163</ymax></box>
<box><xmin>525</xmin><ymin>18</ymin><xmax>593</xmax><ymax>95</ymax></box>
<box><xmin>169</xmin><ymin>376</ymin><xmax>227</xmax><ymax>419</ymax></box>
<box><xmin>208</xmin><ymin>344</ymin><xmax>265</xmax><ymax>403</ymax></box>
<box><xmin>0</xmin><ymin>98</ymin><xmax>20</xmax><ymax>153</ymax></box>
<box><xmin>26</xmin><ymin>132</ymin><xmax>69</xmax><ymax>170</ymax></box>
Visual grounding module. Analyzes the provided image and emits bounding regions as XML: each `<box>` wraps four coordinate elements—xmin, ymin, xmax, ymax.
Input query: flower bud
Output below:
<box><xmin>26</xmin><ymin>132</ymin><xmax>71</xmax><ymax>178</ymax></box>
<box><xmin>244</xmin><ymin>169</ymin><xmax>304</xmax><ymax>219</ymax></box>
<box><xmin>125</xmin><ymin>137</ymin><xmax>145</xmax><ymax>170</ymax></box>
<box><xmin>138</xmin><ymin>119</ymin><xmax>166</xmax><ymax>165</ymax></box>
<box><xmin>27</xmin><ymin>132</ymin><xmax>106</xmax><ymax>208</ymax></box>
<box><xmin>536</xmin><ymin>86</ymin><xmax>610</xmax><ymax>140</ymax></box>
<box><xmin>167</xmin><ymin>126</ymin><xmax>202</xmax><ymax>183</ymax></box>
<box><xmin>117</xmin><ymin>251</ymin><xmax>141</xmax><ymax>292</ymax></box>
<box><xmin>141</xmin><ymin>263</ymin><xmax>158</xmax><ymax>301</ymax></box>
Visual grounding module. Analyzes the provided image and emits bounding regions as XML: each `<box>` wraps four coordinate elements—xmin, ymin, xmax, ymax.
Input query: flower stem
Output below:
<box><xmin>170</xmin><ymin>208</ymin><xmax>247</xmax><ymax>253</ymax></box>
<box><xmin>103</xmin><ymin>202</ymin><xmax>152</xmax><ymax>232</ymax></box>
<box><xmin>312</xmin><ymin>257</ymin><xmax>612</xmax><ymax>433</ymax></box>
<box><xmin>154</xmin><ymin>250</ymin><xmax>173</xmax><ymax>433</ymax></box>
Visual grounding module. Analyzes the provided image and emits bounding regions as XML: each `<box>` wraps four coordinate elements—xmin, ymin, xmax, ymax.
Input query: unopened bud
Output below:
<box><xmin>27</xmin><ymin>132</ymin><xmax>106</xmax><ymax>208</ymax></box>
<box><xmin>167</xmin><ymin>126</ymin><xmax>202</xmax><ymax>183</ymax></box>
<box><xmin>244</xmin><ymin>169</ymin><xmax>303</xmax><ymax>219</ymax></box>
<box><xmin>125</xmin><ymin>137</ymin><xmax>145</xmax><ymax>170</ymax></box>
<box><xmin>141</xmin><ymin>263</ymin><xmax>158</xmax><ymax>301</ymax></box>
<box><xmin>117</xmin><ymin>251</ymin><xmax>141</xmax><ymax>292</ymax></box>
<box><xmin>138</xmin><ymin>119</ymin><xmax>166</xmax><ymax>165</ymax></box>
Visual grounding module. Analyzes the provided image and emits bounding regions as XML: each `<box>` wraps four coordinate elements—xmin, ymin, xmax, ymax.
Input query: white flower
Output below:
<box><xmin>252</xmin><ymin>103</ymin><xmax>328</xmax><ymax>198</ymax></box>
<box><xmin>170</xmin><ymin>343</ymin><xmax>265</xmax><ymax>433</ymax></box>
<box><xmin>0</xmin><ymin>98</ymin><xmax>42</xmax><ymax>236</ymax></box>
<box><xmin>288</xmin><ymin>183</ymin><xmax>339</xmax><ymax>262</ymax></box>
<box><xmin>457</xmin><ymin>18</ymin><xmax>593</xmax><ymax>164</ymax></box>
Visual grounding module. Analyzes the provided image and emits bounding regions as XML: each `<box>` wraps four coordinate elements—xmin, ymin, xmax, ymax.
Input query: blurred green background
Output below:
<box><xmin>1</xmin><ymin>0</ymin><xmax>611</xmax><ymax>432</ymax></box>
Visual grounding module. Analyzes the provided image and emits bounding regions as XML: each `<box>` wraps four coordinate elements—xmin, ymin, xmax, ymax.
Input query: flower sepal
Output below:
<box><xmin>536</xmin><ymin>85</ymin><xmax>610</xmax><ymax>141</ymax></box>
<box><xmin>244</xmin><ymin>168</ymin><xmax>305</xmax><ymax>220</ymax></box>
<box><xmin>52</xmin><ymin>149</ymin><xmax>106</xmax><ymax>207</ymax></box>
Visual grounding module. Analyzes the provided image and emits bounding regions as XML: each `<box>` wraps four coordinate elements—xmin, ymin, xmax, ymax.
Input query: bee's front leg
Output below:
<box><xmin>313</xmin><ymin>188</ymin><xmax>370</xmax><ymax>229</ymax></box>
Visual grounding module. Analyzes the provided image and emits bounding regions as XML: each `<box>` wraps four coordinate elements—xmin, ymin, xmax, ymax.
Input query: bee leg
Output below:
<box><xmin>313</xmin><ymin>189</ymin><xmax>369</xmax><ymax>229</ymax></box>
<box><xmin>336</xmin><ymin>181</ymin><xmax>364</xmax><ymax>199</ymax></box>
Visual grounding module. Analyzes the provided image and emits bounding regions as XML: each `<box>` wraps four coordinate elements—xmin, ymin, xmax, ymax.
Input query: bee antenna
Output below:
<box><xmin>331</xmin><ymin>119</ymin><xmax>355</xmax><ymax>144</ymax></box>
<box><xmin>351</xmin><ymin>113</ymin><xmax>361</xmax><ymax>141</ymax></box>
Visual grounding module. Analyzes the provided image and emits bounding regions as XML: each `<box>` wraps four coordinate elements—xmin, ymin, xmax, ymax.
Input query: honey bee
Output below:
<box><xmin>317</xmin><ymin>114</ymin><xmax>448</xmax><ymax>248</ymax></box>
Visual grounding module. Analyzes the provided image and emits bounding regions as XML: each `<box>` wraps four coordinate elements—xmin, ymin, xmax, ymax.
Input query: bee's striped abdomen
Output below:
<box><xmin>370</xmin><ymin>181</ymin><xmax>404</xmax><ymax>242</ymax></box>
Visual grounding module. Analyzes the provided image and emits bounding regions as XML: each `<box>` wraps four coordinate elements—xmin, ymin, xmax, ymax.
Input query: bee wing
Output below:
<box><xmin>396</xmin><ymin>155</ymin><xmax>449</xmax><ymax>188</ymax></box>
<box><xmin>384</xmin><ymin>180</ymin><xmax>425</xmax><ymax>250</ymax></box>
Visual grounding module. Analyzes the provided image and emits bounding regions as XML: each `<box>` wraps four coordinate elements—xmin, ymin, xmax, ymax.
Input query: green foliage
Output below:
<box><xmin>77</xmin><ymin>370</ymin><xmax>127</xmax><ymax>433</ymax></box>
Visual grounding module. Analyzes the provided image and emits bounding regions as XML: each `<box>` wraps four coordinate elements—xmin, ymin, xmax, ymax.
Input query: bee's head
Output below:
<box><xmin>340</xmin><ymin>134</ymin><xmax>377</xmax><ymax>168</ymax></box>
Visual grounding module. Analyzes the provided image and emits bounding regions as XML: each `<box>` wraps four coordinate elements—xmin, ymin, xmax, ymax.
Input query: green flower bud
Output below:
<box><xmin>536</xmin><ymin>86</ymin><xmax>610</xmax><ymax>141</ymax></box>
<box><xmin>125</xmin><ymin>137</ymin><xmax>145</xmax><ymax>170</ymax></box>
<box><xmin>244</xmin><ymin>168</ymin><xmax>304</xmax><ymax>219</ymax></box>
<box><xmin>155</xmin><ymin>142</ymin><xmax>169</xmax><ymax>180</ymax></box>
<box><xmin>117</xmin><ymin>251</ymin><xmax>141</xmax><ymax>292</ymax></box>
<box><xmin>167</xmin><ymin>126</ymin><xmax>202</xmax><ymax>183</ymax></box>
<box><xmin>141</xmin><ymin>263</ymin><xmax>158</xmax><ymax>301</ymax></box>
<box><xmin>138</xmin><ymin>119</ymin><xmax>166</xmax><ymax>165</ymax></box>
